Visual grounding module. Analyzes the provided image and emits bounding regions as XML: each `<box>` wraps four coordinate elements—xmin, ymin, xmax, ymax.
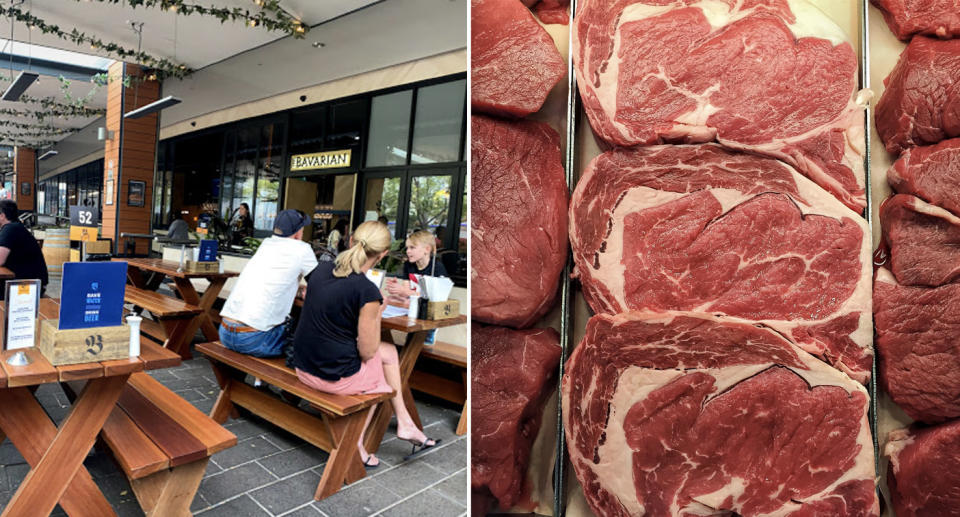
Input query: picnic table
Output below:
<box><xmin>0</xmin><ymin>298</ymin><xmax>181</xmax><ymax>517</ymax></box>
<box><xmin>113</xmin><ymin>258</ymin><xmax>238</xmax><ymax>358</ymax></box>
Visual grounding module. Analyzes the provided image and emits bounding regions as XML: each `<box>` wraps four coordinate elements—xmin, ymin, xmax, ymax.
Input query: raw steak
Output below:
<box><xmin>573</xmin><ymin>0</ymin><xmax>866</xmax><ymax>211</ymax></box>
<box><xmin>872</xmin><ymin>0</ymin><xmax>960</xmax><ymax>40</ymax></box>
<box><xmin>874</xmin><ymin>267</ymin><xmax>960</xmax><ymax>423</ymax></box>
<box><xmin>876</xmin><ymin>36</ymin><xmax>960</xmax><ymax>155</ymax></box>
<box><xmin>471</xmin><ymin>325</ymin><xmax>561</xmax><ymax>513</ymax></box>
<box><xmin>472</xmin><ymin>115</ymin><xmax>568</xmax><ymax>328</ymax></box>
<box><xmin>885</xmin><ymin>420</ymin><xmax>960</xmax><ymax>517</ymax></box>
<box><xmin>472</xmin><ymin>0</ymin><xmax>566</xmax><ymax>117</ymax></box>
<box><xmin>880</xmin><ymin>194</ymin><xmax>960</xmax><ymax>287</ymax></box>
<box><xmin>570</xmin><ymin>144</ymin><xmax>873</xmax><ymax>382</ymax></box>
<box><xmin>888</xmin><ymin>137</ymin><xmax>960</xmax><ymax>217</ymax></box>
<box><xmin>562</xmin><ymin>311</ymin><xmax>879</xmax><ymax>517</ymax></box>
<box><xmin>535</xmin><ymin>0</ymin><xmax>569</xmax><ymax>24</ymax></box>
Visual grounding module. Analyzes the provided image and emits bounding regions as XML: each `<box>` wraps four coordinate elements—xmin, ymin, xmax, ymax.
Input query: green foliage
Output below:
<box><xmin>241</xmin><ymin>237</ymin><xmax>262</xmax><ymax>254</ymax></box>
<box><xmin>407</xmin><ymin>176</ymin><xmax>451</xmax><ymax>231</ymax></box>
<box><xmin>377</xmin><ymin>239</ymin><xmax>406</xmax><ymax>273</ymax></box>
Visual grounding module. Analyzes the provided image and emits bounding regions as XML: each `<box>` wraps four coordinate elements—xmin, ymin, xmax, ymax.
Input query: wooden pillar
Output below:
<box><xmin>102</xmin><ymin>62</ymin><xmax>159</xmax><ymax>255</ymax></box>
<box><xmin>12</xmin><ymin>147</ymin><xmax>36</xmax><ymax>212</ymax></box>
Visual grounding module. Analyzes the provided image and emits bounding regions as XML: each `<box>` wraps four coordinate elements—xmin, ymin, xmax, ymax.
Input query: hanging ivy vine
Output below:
<box><xmin>0</xmin><ymin>4</ymin><xmax>191</xmax><ymax>79</ymax></box>
<box><xmin>0</xmin><ymin>120</ymin><xmax>75</xmax><ymax>134</ymax></box>
<box><xmin>73</xmin><ymin>0</ymin><xmax>309</xmax><ymax>37</ymax></box>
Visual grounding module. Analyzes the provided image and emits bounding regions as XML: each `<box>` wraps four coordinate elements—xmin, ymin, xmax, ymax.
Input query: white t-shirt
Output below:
<box><xmin>220</xmin><ymin>236</ymin><xmax>318</xmax><ymax>331</ymax></box>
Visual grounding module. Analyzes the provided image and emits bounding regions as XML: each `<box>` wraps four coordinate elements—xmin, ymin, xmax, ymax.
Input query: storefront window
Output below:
<box><xmin>220</xmin><ymin>131</ymin><xmax>236</xmax><ymax>218</ymax></box>
<box><xmin>255</xmin><ymin>123</ymin><xmax>284</xmax><ymax>231</ymax></box>
<box><xmin>232</xmin><ymin>126</ymin><xmax>257</xmax><ymax>221</ymax></box>
<box><xmin>366</xmin><ymin>90</ymin><xmax>412</xmax><ymax>167</ymax></box>
<box><xmin>363</xmin><ymin>176</ymin><xmax>402</xmax><ymax>238</ymax></box>
<box><xmin>326</xmin><ymin>99</ymin><xmax>365</xmax><ymax>159</ymax></box>
<box><xmin>406</xmin><ymin>174</ymin><xmax>451</xmax><ymax>234</ymax></box>
<box><xmin>411</xmin><ymin>80</ymin><xmax>465</xmax><ymax>164</ymax></box>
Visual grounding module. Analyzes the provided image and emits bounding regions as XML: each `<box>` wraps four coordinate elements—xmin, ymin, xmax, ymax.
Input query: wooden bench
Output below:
<box><xmin>65</xmin><ymin>371</ymin><xmax>236</xmax><ymax>516</ymax></box>
<box><xmin>410</xmin><ymin>342</ymin><xmax>468</xmax><ymax>435</ymax></box>
<box><xmin>196</xmin><ymin>341</ymin><xmax>394</xmax><ymax>501</ymax></box>
<box><xmin>126</xmin><ymin>285</ymin><xmax>203</xmax><ymax>359</ymax></box>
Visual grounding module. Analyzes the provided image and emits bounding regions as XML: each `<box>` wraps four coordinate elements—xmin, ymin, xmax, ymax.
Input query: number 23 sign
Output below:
<box><xmin>69</xmin><ymin>205</ymin><xmax>99</xmax><ymax>242</ymax></box>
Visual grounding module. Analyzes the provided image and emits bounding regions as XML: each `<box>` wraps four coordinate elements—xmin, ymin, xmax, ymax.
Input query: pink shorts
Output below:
<box><xmin>296</xmin><ymin>348</ymin><xmax>394</xmax><ymax>395</ymax></box>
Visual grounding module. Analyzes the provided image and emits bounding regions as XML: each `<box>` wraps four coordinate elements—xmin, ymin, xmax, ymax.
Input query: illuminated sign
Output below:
<box><xmin>290</xmin><ymin>150</ymin><xmax>351</xmax><ymax>171</ymax></box>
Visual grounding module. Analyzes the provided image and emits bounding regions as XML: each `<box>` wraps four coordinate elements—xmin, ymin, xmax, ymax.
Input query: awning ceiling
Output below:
<box><xmin>0</xmin><ymin>0</ymin><xmax>379</xmax><ymax>156</ymax></box>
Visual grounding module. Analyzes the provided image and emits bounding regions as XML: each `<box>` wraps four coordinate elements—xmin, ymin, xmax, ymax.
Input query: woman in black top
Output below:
<box><xmin>230</xmin><ymin>203</ymin><xmax>254</xmax><ymax>245</ymax></box>
<box><xmin>292</xmin><ymin>221</ymin><xmax>438</xmax><ymax>467</ymax></box>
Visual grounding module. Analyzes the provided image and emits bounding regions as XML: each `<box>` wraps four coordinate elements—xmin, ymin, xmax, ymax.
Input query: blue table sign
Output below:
<box><xmin>198</xmin><ymin>239</ymin><xmax>218</xmax><ymax>262</ymax></box>
<box><xmin>59</xmin><ymin>262</ymin><xmax>128</xmax><ymax>330</ymax></box>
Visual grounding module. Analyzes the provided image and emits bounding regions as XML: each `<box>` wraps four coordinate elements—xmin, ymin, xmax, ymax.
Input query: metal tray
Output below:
<box><xmin>552</xmin><ymin>1</ymin><xmax>879</xmax><ymax>514</ymax></box>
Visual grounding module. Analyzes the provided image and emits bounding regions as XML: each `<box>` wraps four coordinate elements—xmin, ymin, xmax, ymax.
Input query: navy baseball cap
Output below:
<box><xmin>273</xmin><ymin>209</ymin><xmax>310</xmax><ymax>237</ymax></box>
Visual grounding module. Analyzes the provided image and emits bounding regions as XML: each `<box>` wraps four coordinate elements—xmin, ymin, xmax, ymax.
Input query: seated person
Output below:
<box><xmin>292</xmin><ymin>221</ymin><xmax>438</xmax><ymax>467</ymax></box>
<box><xmin>385</xmin><ymin>229</ymin><xmax>448</xmax><ymax>307</ymax></box>
<box><xmin>219</xmin><ymin>210</ymin><xmax>318</xmax><ymax>357</ymax></box>
<box><xmin>0</xmin><ymin>200</ymin><xmax>47</xmax><ymax>297</ymax></box>
<box><xmin>167</xmin><ymin>211</ymin><xmax>190</xmax><ymax>241</ymax></box>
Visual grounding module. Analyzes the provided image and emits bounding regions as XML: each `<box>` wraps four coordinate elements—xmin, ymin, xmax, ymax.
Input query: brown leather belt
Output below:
<box><xmin>221</xmin><ymin>317</ymin><xmax>259</xmax><ymax>333</ymax></box>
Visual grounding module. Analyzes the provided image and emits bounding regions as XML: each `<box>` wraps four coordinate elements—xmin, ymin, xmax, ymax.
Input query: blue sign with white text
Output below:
<box><xmin>58</xmin><ymin>262</ymin><xmax>127</xmax><ymax>330</ymax></box>
<box><xmin>198</xmin><ymin>239</ymin><xmax>218</xmax><ymax>262</ymax></box>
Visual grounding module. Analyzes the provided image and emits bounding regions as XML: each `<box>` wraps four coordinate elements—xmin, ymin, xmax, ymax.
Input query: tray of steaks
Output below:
<box><xmin>472</xmin><ymin>0</ymin><xmax>960</xmax><ymax>516</ymax></box>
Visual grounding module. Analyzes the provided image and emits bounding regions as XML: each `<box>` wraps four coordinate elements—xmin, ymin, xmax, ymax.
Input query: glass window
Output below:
<box><xmin>289</xmin><ymin>106</ymin><xmax>326</xmax><ymax>157</ymax></box>
<box><xmin>255</xmin><ymin>123</ymin><xmax>284</xmax><ymax>231</ymax></box>
<box><xmin>232</xmin><ymin>126</ymin><xmax>258</xmax><ymax>220</ymax></box>
<box><xmin>36</xmin><ymin>182</ymin><xmax>44</xmax><ymax>214</ymax></box>
<box><xmin>406</xmin><ymin>174</ymin><xmax>451</xmax><ymax>234</ymax></box>
<box><xmin>363</xmin><ymin>176</ymin><xmax>402</xmax><ymax>239</ymax></box>
<box><xmin>220</xmin><ymin>131</ymin><xmax>235</xmax><ymax>219</ymax></box>
<box><xmin>411</xmin><ymin>80</ymin><xmax>465</xmax><ymax>164</ymax></box>
<box><xmin>326</xmin><ymin>99</ymin><xmax>365</xmax><ymax>158</ymax></box>
<box><xmin>366</xmin><ymin>91</ymin><xmax>412</xmax><ymax>167</ymax></box>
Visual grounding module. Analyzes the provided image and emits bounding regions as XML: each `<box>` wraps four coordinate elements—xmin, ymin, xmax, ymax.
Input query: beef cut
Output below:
<box><xmin>562</xmin><ymin>311</ymin><xmax>879</xmax><ymax>517</ymax></box>
<box><xmin>874</xmin><ymin>267</ymin><xmax>960</xmax><ymax>423</ymax></box>
<box><xmin>888</xmin><ymin>137</ymin><xmax>960</xmax><ymax>217</ymax></box>
<box><xmin>885</xmin><ymin>419</ymin><xmax>960</xmax><ymax>517</ymax></box>
<box><xmin>573</xmin><ymin>0</ymin><xmax>866</xmax><ymax>211</ymax></box>
<box><xmin>471</xmin><ymin>325</ymin><xmax>561</xmax><ymax>513</ymax></box>
<box><xmin>872</xmin><ymin>0</ymin><xmax>960</xmax><ymax>40</ymax></box>
<box><xmin>876</xmin><ymin>36</ymin><xmax>960</xmax><ymax>155</ymax></box>
<box><xmin>534</xmin><ymin>0</ymin><xmax>569</xmax><ymax>24</ymax></box>
<box><xmin>880</xmin><ymin>194</ymin><xmax>960</xmax><ymax>287</ymax></box>
<box><xmin>570</xmin><ymin>144</ymin><xmax>873</xmax><ymax>382</ymax></box>
<box><xmin>472</xmin><ymin>0</ymin><xmax>566</xmax><ymax>117</ymax></box>
<box><xmin>472</xmin><ymin>115</ymin><xmax>568</xmax><ymax>328</ymax></box>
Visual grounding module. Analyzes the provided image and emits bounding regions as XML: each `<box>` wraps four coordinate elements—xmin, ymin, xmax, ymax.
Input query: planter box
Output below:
<box><xmin>38</xmin><ymin>319</ymin><xmax>130</xmax><ymax>365</ymax></box>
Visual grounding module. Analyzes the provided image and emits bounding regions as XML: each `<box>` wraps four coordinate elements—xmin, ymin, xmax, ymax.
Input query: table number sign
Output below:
<box><xmin>197</xmin><ymin>239</ymin><xmax>218</xmax><ymax>262</ymax></box>
<box><xmin>59</xmin><ymin>262</ymin><xmax>128</xmax><ymax>330</ymax></box>
<box><xmin>4</xmin><ymin>280</ymin><xmax>40</xmax><ymax>350</ymax></box>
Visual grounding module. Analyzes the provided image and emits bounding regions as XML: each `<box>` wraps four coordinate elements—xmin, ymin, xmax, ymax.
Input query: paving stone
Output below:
<box><xmin>4</xmin><ymin>463</ymin><xmax>30</xmax><ymax>491</ymax></box>
<box><xmin>223</xmin><ymin>419</ymin><xmax>275</xmax><ymax>440</ymax></box>
<box><xmin>249</xmin><ymin>470</ymin><xmax>321</xmax><ymax>515</ymax></box>
<box><xmin>380</xmin><ymin>487</ymin><xmax>465</xmax><ymax>517</ymax></box>
<box><xmin>368</xmin><ymin>460</ymin><xmax>446</xmax><ymax>498</ymax></box>
<box><xmin>95</xmin><ymin>474</ymin><xmax>138</xmax><ymax>506</ymax></box>
<box><xmin>313</xmin><ymin>478</ymin><xmax>401</xmax><ymax>516</ymax></box>
<box><xmin>84</xmin><ymin>452</ymin><xmax>123</xmax><ymax>479</ymax></box>
<box><xmin>0</xmin><ymin>445</ymin><xmax>23</xmax><ymax>465</ymax></box>
<box><xmin>281</xmin><ymin>504</ymin><xmax>322</xmax><ymax>516</ymax></box>
<box><xmin>433</xmin><ymin>470</ymin><xmax>466</xmax><ymax>504</ymax></box>
<box><xmin>196</xmin><ymin>494</ymin><xmax>270</xmax><ymax>516</ymax></box>
<box><xmin>199</xmin><ymin>462</ymin><xmax>274</xmax><ymax>505</ymax></box>
<box><xmin>211</xmin><ymin>436</ymin><xmax>281</xmax><ymax>469</ymax></box>
<box><xmin>420</xmin><ymin>439</ymin><xmax>466</xmax><ymax>475</ymax></box>
<box><xmin>173</xmin><ymin>388</ymin><xmax>207</xmax><ymax>402</ymax></box>
<box><xmin>262</xmin><ymin>428</ymin><xmax>307</xmax><ymax>450</ymax></box>
<box><xmin>147</xmin><ymin>370</ymin><xmax>180</xmax><ymax>383</ymax></box>
<box><xmin>191</xmin><ymin>491</ymin><xmax>211</xmax><ymax>514</ymax></box>
<box><xmin>193</xmin><ymin>397</ymin><xmax>217</xmax><ymax>414</ymax></box>
<box><xmin>422</xmin><ymin>421</ymin><xmax>460</xmax><ymax>446</ymax></box>
<box><xmin>161</xmin><ymin>375</ymin><xmax>216</xmax><ymax>390</ymax></box>
<box><xmin>259</xmin><ymin>446</ymin><xmax>328</xmax><ymax>478</ymax></box>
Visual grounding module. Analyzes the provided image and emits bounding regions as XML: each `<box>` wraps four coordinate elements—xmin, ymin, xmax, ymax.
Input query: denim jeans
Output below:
<box><xmin>219</xmin><ymin>320</ymin><xmax>286</xmax><ymax>358</ymax></box>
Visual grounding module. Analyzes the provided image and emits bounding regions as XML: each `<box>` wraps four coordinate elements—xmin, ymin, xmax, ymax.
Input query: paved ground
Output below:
<box><xmin>0</xmin><ymin>352</ymin><xmax>468</xmax><ymax>516</ymax></box>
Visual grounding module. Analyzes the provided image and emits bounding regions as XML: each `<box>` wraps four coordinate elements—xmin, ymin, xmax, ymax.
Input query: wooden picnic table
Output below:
<box><xmin>0</xmin><ymin>298</ymin><xmax>180</xmax><ymax>517</ymax></box>
<box><xmin>113</xmin><ymin>258</ymin><xmax>239</xmax><ymax>341</ymax></box>
<box><xmin>0</xmin><ymin>267</ymin><xmax>14</xmax><ymax>280</ymax></box>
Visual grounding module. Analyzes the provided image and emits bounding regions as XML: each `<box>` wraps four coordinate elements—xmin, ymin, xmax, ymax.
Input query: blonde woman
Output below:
<box><xmin>291</xmin><ymin>221</ymin><xmax>439</xmax><ymax>467</ymax></box>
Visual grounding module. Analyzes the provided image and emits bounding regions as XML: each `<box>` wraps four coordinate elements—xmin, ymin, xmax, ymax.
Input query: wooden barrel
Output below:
<box><xmin>41</xmin><ymin>228</ymin><xmax>70</xmax><ymax>280</ymax></box>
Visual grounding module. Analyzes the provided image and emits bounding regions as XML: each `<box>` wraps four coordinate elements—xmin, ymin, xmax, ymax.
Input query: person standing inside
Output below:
<box><xmin>0</xmin><ymin>200</ymin><xmax>47</xmax><ymax>296</ymax></box>
<box><xmin>292</xmin><ymin>221</ymin><xmax>438</xmax><ymax>466</ymax></box>
<box><xmin>219</xmin><ymin>209</ymin><xmax>318</xmax><ymax>357</ymax></box>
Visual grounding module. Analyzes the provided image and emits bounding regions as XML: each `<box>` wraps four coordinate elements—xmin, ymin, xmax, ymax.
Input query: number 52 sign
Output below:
<box><xmin>69</xmin><ymin>205</ymin><xmax>99</xmax><ymax>242</ymax></box>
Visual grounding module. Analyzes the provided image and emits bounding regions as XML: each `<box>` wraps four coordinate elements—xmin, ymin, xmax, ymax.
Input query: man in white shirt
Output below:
<box><xmin>219</xmin><ymin>209</ymin><xmax>318</xmax><ymax>357</ymax></box>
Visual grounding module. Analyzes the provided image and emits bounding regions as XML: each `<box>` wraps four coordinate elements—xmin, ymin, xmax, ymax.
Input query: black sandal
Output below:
<box><xmin>402</xmin><ymin>437</ymin><xmax>441</xmax><ymax>461</ymax></box>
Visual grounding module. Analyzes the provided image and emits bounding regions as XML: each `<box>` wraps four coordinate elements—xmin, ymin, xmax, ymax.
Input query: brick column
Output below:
<box><xmin>12</xmin><ymin>147</ymin><xmax>36</xmax><ymax>212</ymax></box>
<box><xmin>102</xmin><ymin>62</ymin><xmax>159</xmax><ymax>255</ymax></box>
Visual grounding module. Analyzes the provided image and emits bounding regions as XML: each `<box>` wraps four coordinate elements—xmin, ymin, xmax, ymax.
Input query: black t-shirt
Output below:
<box><xmin>0</xmin><ymin>222</ymin><xmax>48</xmax><ymax>286</ymax></box>
<box><xmin>401</xmin><ymin>258</ymin><xmax>448</xmax><ymax>278</ymax></box>
<box><xmin>293</xmin><ymin>262</ymin><xmax>383</xmax><ymax>380</ymax></box>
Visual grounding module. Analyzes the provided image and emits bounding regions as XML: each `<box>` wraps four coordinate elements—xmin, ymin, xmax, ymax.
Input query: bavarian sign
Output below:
<box><xmin>290</xmin><ymin>150</ymin><xmax>351</xmax><ymax>171</ymax></box>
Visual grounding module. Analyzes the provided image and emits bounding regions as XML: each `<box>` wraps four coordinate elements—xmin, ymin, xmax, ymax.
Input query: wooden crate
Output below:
<box><xmin>424</xmin><ymin>300</ymin><xmax>460</xmax><ymax>320</ymax></box>
<box><xmin>38</xmin><ymin>319</ymin><xmax>130</xmax><ymax>365</ymax></box>
<box><xmin>183</xmin><ymin>260</ymin><xmax>220</xmax><ymax>273</ymax></box>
